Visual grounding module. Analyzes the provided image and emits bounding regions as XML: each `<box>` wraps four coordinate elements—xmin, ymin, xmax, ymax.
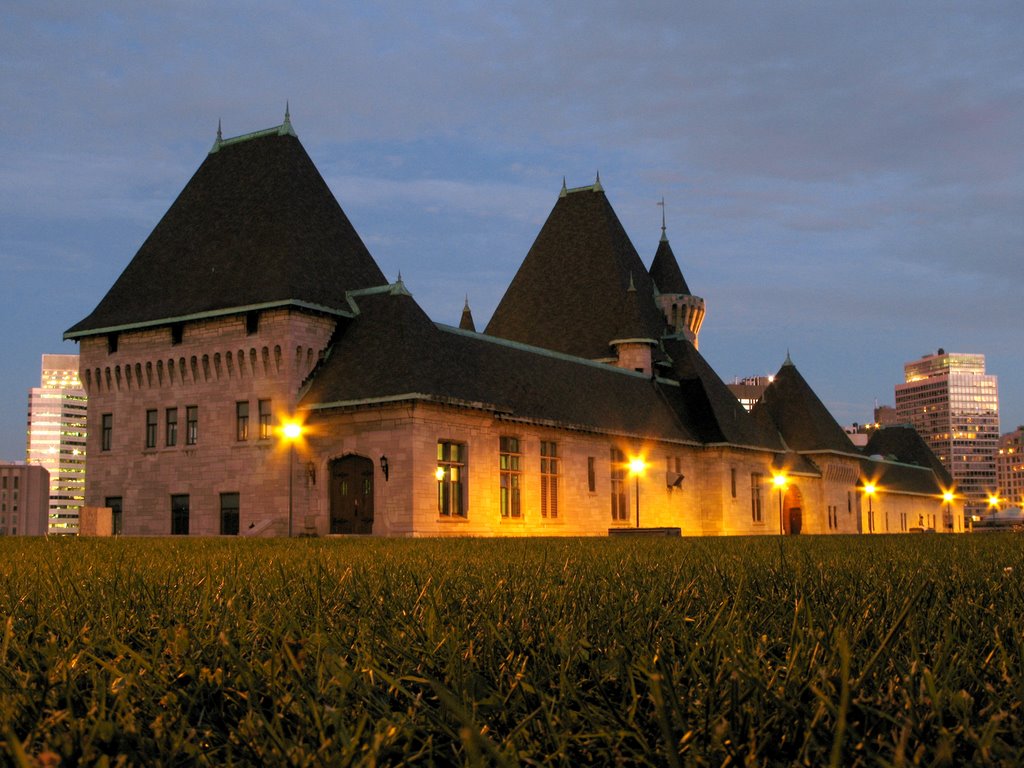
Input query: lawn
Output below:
<box><xmin>1</xmin><ymin>535</ymin><xmax>1022</xmax><ymax>766</ymax></box>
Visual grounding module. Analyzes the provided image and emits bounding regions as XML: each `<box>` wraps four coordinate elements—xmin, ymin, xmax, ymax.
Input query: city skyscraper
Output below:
<box><xmin>996</xmin><ymin>426</ymin><xmax>1024</xmax><ymax>510</ymax></box>
<box><xmin>26</xmin><ymin>354</ymin><xmax>87</xmax><ymax>534</ymax></box>
<box><xmin>895</xmin><ymin>349</ymin><xmax>999</xmax><ymax>518</ymax></box>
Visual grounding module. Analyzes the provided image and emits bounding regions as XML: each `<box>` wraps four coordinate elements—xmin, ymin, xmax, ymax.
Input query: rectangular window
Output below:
<box><xmin>751</xmin><ymin>472</ymin><xmax>763</xmax><ymax>522</ymax></box>
<box><xmin>171</xmin><ymin>494</ymin><xmax>189</xmax><ymax>535</ymax></box>
<box><xmin>236</xmin><ymin>401</ymin><xmax>249</xmax><ymax>441</ymax></box>
<box><xmin>186</xmin><ymin>406</ymin><xmax>198</xmax><ymax>445</ymax></box>
<box><xmin>587</xmin><ymin>457</ymin><xmax>596</xmax><ymax>493</ymax></box>
<box><xmin>145</xmin><ymin>409</ymin><xmax>157</xmax><ymax>448</ymax></box>
<box><xmin>611</xmin><ymin>448</ymin><xmax>628</xmax><ymax>521</ymax></box>
<box><xmin>166</xmin><ymin>408</ymin><xmax>178</xmax><ymax>447</ymax></box>
<box><xmin>541</xmin><ymin>441</ymin><xmax>559</xmax><ymax>518</ymax></box>
<box><xmin>499</xmin><ymin>436</ymin><xmax>522</xmax><ymax>518</ymax></box>
<box><xmin>101</xmin><ymin>414</ymin><xmax>113</xmax><ymax>451</ymax></box>
<box><xmin>220</xmin><ymin>492</ymin><xmax>240</xmax><ymax>535</ymax></box>
<box><xmin>730</xmin><ymin>468</ymin><xmax>737</xmax><ymax>498</ymax></box>
<box><xmin>106</xmin><ymin>496</ymin><xmax>123</xmax><ymax>535</ymax></box>
<box><xmin>259</xmin><ymin>399</ymin><xmax>272</xmax><ymax>440</ymax></box>
<box><xmin>437</xmin><ymin>441</ymin><xmax>467</xmax><ymax>517</ymax></box>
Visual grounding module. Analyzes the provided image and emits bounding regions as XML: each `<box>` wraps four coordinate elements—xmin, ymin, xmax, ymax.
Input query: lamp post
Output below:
<box><xmin>282</xmin><ymin>421</ymin><xmax>303</xmax><ymax>537</ymax></box>
<box><xmin>772</xmin><ymin>473</ymin><xmax>787</xmax><ymax>535</ymax></box>
<box><xmin>945</xmin><ymin>490</ymin><xmax>956</xmax><ymax>532</ymax></box>
<box><xmin>864</xmin><ymin>483</ymin><xmax>876</xmax><ymax>533</ymax></box>
<box><xmin>629</xmin><ymin>457</ymin><xmax>647</xmax><ymax>528</ymax></box>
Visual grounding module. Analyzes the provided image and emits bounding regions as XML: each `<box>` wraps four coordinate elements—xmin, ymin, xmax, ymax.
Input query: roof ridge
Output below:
<box><xmin>210</xmin><ymin>108</ymin><xmax>297</xmax><ymax>154</ymax></box>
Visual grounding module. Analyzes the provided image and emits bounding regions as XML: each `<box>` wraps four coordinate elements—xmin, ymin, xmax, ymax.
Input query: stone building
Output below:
<box><xmin>65</xmin><ymin>113</ymin><xmax>961</xmax><ymax>536</ymax></box>
<box><xmin>0</xmin><ymin>463</ymin><xmax>50</xmax><ymax>536</ymax></box>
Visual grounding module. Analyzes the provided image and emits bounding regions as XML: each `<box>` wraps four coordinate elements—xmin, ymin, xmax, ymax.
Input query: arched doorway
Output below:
<box><xmin>329</xmin><ymin>455</ymin><xmax>374</xmax><ymax>534</ymax></box>
<box><xmin>783</xmin><ymin>485</ymin><xmax>803</xmax><ymax>535</ymax></box>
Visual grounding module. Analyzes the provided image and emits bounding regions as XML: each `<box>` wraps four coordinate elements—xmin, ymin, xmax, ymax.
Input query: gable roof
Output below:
<box><xmin>649</xmin><ymin>235</ymin><xmax>692</xmax><ymax>296</ymax></box>
<box><xmin>484</xmin><ymin>183</ymin><xmax>666</xmax><ymax>360</ymax></box>
<box><xmin>66</xmin><ymin>120</ymin><xmax>387</xmax><ymax>338</ymax></box>
<box><xmin>301</xmin><ymin>286</ymin><xmax>706</xmax><ymax>444</ymax></box>
<box><xmin>751</xmin><ymin>357</ymin><xmax>857</xmax><ymax>454</ymax></box>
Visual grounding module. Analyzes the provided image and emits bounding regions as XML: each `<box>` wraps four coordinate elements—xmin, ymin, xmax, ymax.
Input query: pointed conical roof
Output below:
<box><xmin>649</xmin><ymin>237</ymin><xmax>692</xmax><ymax>296</ymax></box>
<box><xmin>66</xmin><ymin>122</ymin><xmax>387</xmax><ymax>337</ymax></box>
<box><xmin>459</xmin><ymin>297</ymin><xmax>476</xmax><ymax>332</ymax></box>
<box><xmin>661</xmin><ymin>337</ymin><xmax>784</xmax><ymax>449</ymax></box>
<box><xmin>751</xmin><ymin>357</ymin><xmax>856</xmax><ymax>453</ymax></box>
<box><xmin>485</xmin><ymin>183</ymin><xmax>665</xmax><ymax>360</ymax></box>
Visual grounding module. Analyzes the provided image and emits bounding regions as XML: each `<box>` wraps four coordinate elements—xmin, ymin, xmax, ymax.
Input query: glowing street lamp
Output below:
<box><xmin>863</xmin><ymin>483</ymin><xmax>877</xmax><ymax>533</ymax></box>
<box><xmin>281</xmin><ymin>420</ymin><xmax>304</xmax><ymax>537</ymax></box>
<box><xmin>945</xmin><ymin>490</ymin><xmax>957</xmax><ymax>532</ymax></box>
<box><xmin>773</xmin><ymin>473</ymin><xmax>787</xmax><ymax>535</ymax></box>
<box><xmin>629</xmin><ymin>457</ymin><xmax>647</xmax><ymax>528</ymax></box>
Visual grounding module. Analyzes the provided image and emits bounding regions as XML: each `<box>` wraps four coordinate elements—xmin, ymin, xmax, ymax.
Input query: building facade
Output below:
<box><xmin>996</xmin><ymin>427</ymin><xmax>1024</xmax><ymax>510</ymax></box>
<box><xmin>0</xmin><ymin>463</ymin><xmax>50</xmax><ymax>536</ymax></box>
<box><xmin>895</xmin><ymin>350</ymin><xmax>999</xmax><ymax>518</ymax></box>
<box><xmin>26</xmin><ymin>354</ymin><xmax>87</xmax><ymax>533</ymax></box>
<box><xmin>65</xmin><ymin>114</ymin><xmax>960</xmax><ymax>537</ymax></box>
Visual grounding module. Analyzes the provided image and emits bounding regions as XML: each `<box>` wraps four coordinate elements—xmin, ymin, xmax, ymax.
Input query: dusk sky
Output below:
<box><xmin>2</xmin><ymin>2</ymin><xmax>1022</xmax><ymax>462</ymax></box>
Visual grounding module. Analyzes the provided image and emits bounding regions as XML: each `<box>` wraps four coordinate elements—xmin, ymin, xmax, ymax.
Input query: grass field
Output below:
<box><xmin>1</xmin><ymin>534</ymin><xmax>1023</xmax><ymax>766</ymax></box>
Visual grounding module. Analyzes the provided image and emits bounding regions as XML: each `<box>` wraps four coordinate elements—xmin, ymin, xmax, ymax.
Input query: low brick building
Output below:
<box><xmin>65</xmin><ymin>112</ymin><xmax>961</xmax><ymax>536</ymax></box>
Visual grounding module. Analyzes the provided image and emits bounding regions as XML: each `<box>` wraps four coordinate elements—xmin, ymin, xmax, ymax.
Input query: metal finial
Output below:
<box><xmin>628</xmin><ymin>272</ymin><xmax>636</xmax><ymax>292</ymax></box>
<box><xmin>559</xmin><ymin>177</ymin><xmax>567</xmax><ymax>198</ymax></box>
<box><xmin>210</xmin><ymin>119</ymin><xmax>224</xmax><ymax>153</ymax></box>
<box><xmin>594</xmin><ymin>170</ymin><xmax>603</xmax><ymax>192</ymax></box>
<box><xmin>464</xmin><ymin>294</ymin><xmax>470</xmax><ymax>310</ymax></box>
<box><xmin>285</xmin><ymin>100</ymin><xmax>291</xmax><ymax>122</ymax></box>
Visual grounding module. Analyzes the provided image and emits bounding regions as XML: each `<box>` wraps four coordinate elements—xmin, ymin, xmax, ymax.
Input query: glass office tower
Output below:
<box><xmin>895</xmin><ymin>349</ymin><xmax>999</xmax><ymax>519</ymax></box>
<box><xmin>26</xmin><ymin>354</ymin><xmax>87</xmax><ymax>534</ymax></box>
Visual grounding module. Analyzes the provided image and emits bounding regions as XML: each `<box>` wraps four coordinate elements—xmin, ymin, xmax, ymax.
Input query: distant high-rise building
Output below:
<box><xmin>728</xmin><ymin>375</ymin><xmax>774</xmax><ymax>411</ymax></box>
<box><xmin>26</xmin><ymin>354</ymin><xmax>87</xmax><ymax>534</ymax></box>
<box><xmin>0</xmin><ymin>463</ymin><xmax>50</xmax><ymax>536</ymax></box>
<box><xmin>894</xmin><ymin>349</ymin><xmax>999</xmax><ymax>517</ymax></box>
<box><xmin>996</xmin><ymin>427</ymin><xmax>1024</xmax><ymax>510</ymax></box>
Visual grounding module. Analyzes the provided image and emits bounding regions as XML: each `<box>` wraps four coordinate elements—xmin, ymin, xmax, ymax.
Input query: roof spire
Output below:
<box><xmin>784</xmin><ymin>349</ymin><xmax>794</xmax><ymax>366</ymax></box>
<box><xmin>210</xmin><ymin>119</ymin><xmax>223</xmax><ymax>153</ymax></box>
<box><xmin>459</xmin><ymin>294</ymin><xmax>477</xmax><ymax>332</ymax></box>
<box><xmin>279</xmin><ymin>101</ymin><xmax>297</xmax><ymax>137</ymax></box>
<box><xmin>560</xmin><ymin>177</ymin><xmax>567</xmax><ymax>198</ymax></box>
<box><xmin>594</xmin><ymin>170</ymin><xmax>603</xmax><ymax>192</ymax></box>
<box><xmin>658</xmin><ymin>197</ymin><xmax>667</xmax><ymax>242</ymax></box>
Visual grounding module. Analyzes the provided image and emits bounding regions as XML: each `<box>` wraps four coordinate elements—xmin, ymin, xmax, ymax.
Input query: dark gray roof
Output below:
<box><xmin>751</xmin><ymin>358</ymin><xmax>856</xmax><ymax>454</ymax></box>
<box><xmin>860</xmin><ymin>457</ymin><xmax>948</xmax><ymax>497</ymax></box>
<box><xmin>649</xmin><ymin>236</ymin><xmax>692</xmax><ymax>296</ymax></box>
<box><xmin>301</xmin><ymin>286</ymin><xmax>703</xmax><ymax>443</ymax></box>
<box><xmin>863</xmin><ymin>426</ymin><xmax>954</xmax><ymax>488</ymax></box>
<box><xmin>459</xmin><ymin>298</ymin><xmax>476</xmax><ymax>332</ymax></box>
<box><xmin>661</xmin><ymin>337</ymin><xmax>785</xmax><ymax>450</ymax></box>
<box><xmin>66</xmin><ymin>125</ymin><xmax>387</xmax><ymax>337</ymax></box>
<box><xmin>485</xmin><ymin>184</ymin><xmax>666</xmax><ymax>359</ymax></box>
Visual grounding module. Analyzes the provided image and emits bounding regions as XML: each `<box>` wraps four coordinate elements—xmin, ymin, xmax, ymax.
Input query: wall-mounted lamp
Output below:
<box><xmin>380</xmin><ymin>455</ymin><xmax>389</xmax><ymax>482</ymax></box>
